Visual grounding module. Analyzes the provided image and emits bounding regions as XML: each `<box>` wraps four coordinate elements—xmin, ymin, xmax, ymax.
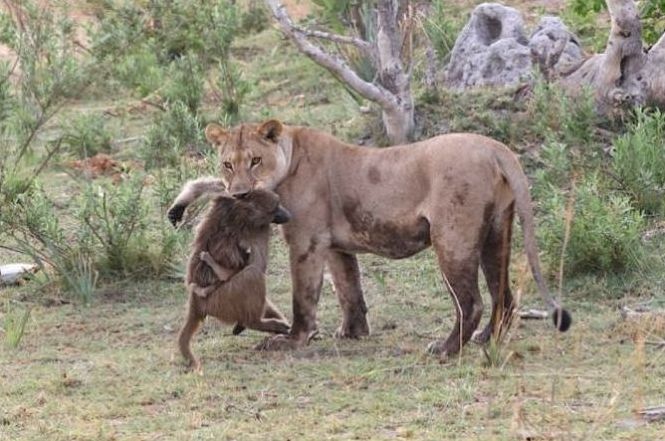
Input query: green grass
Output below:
<box><xmin>2</xmin><ymin>235</ymin><xmax>665</xmax><ymax>440</ymax></box>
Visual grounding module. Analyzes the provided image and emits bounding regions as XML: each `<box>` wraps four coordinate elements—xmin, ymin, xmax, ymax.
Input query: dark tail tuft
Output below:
<box><xmin>552</xmin><ymin>308</ymin><xmax>572</xmax><ymax>332</ymax></box>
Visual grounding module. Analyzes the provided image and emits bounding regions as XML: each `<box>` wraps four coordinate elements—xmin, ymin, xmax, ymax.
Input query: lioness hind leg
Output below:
<box><xmin>427</xmin><ymin>234</ymin><xmax>483</xmax><ymax>358</ymax></box>
<box><xmin>475</xmin><ymin>203</ymin><xmax>515</xmax><ymax>344</ymax></box>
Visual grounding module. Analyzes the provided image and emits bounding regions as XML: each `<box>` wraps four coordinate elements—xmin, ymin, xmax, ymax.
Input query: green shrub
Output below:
<box><xmin>537</xmin><ymin>173</ymin><xmax>645</xmax><ymax>277</ymax></box>
<box><xmin>612</xmin><ymin>108</ymin><xmax>665</xmax><ymax>215</ymax></box>
<box><xmin>62</xmin><ymin>113</ymin><xmax>113</xmax><ymax>159</ymax></box>
<box><xmin>112</xmin><ymin>45</ymin><xmax>165</xmax><ymax>97</ymax></box>
<box><xmin>78</xmin><ymin>174</ymin><xmax>181</xmax><ymax>280</ymax></box>
<box><xmin>423</xmin><ymin>0</ymin><xmax>463</xmax><ymax>64</ymax></box>
<box><xmin>239</xmin><ymin>0</ymin><xmax>270</xmax><ymax>35</ymax></box>
<box><xmin>217</xmin><ymin>61</ymin><xmax>252</xmax><ymax>123</ymax></box>
<box><xmin>530</xmin><ymin>80</ymin><xmax>598</xmax><ymax>146</ymax></box>
<box><xmin>162</xmin><ymin>56</ymin><xmax>204</xmax><ymax>114</ymax></box>
<box><xmin>141</xmin><ymin>102</ymin><xmax>208</xmax><ymax>169</ymax></box>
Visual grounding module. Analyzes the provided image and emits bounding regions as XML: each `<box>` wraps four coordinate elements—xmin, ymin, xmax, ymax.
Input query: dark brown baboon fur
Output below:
<box><xmin>174</xmin><ymin>188</ymin><xmax>291</xmax><ymax>370</ymax></box>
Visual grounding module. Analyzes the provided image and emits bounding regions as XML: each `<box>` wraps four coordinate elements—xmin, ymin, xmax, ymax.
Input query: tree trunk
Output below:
<box><xmin>376</xmin><ymin>0</ymin><xmax>414</xmax><ymax>143</ymax></box>
<box><xmin>559</xmin><ymin>0</ymin><xmax>650</xmax><ymax>113</ymax></box>
<box><xmin>264</xmin><ymin>0</ymin><xmax>414</xmax><ymax>144</ymax></box>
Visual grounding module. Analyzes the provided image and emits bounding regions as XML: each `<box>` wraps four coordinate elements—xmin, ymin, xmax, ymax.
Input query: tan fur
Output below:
<box><xmin>175</xmin><ymin>189</ymin><xmax>291</xmax><ymax>370</ymax></box>
<box><xmin>172</xmin><ymin>120</ymin><xmax>569</xmax><ymax>357</ymax></box>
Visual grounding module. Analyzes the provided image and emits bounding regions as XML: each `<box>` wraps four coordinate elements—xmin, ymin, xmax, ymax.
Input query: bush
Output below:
<box><xmin>112</xmin><ymin>45</ymin><xmax>165</xmax><ymax>97</ymax></box>
<box><xmin>141</xmin><ymin>102</ymin><xmax>208</xmax><ymax>169</ymax></box>
<box><xmin>537</xmin><ymin>173</ymin><xmax>645</xmax><ymax>277</ymax></box>
<box><xmin>422</xmin><ymin>0</ymin><xmax>463</xmax><ymax>64</ymax></box>
<box><xmin>62</xmin><ymin>113</ymin><xmax>113</xmax><ymax>159</ymax></box>
<box><xmin>162</xmin><ymin>56</ymin><xmax>205</xmax><ymax>114</ymax></box>
<box><xmin>612</xmin><ymin>108</ymin><xmax>665</xmax><ymax>215</ymax></box>
<box><xmin>530</xmin><ymin>80</ymin><xmax>598</xmax><ymax>146</ymax></box>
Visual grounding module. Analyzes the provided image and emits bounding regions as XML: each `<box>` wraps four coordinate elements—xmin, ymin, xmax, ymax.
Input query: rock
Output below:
<box><xmin>0</xmin><ymin>263</ymin><xmax>39</xmax><ymax>285</ymax></box>
<box><xmin>529</xmin><ymin>16</ymin><xmax>585</xmax><ymax>77</ymax></box>
<box><xmin>445</xmin><ymin>3</ymin><xmax>532</xmax><ymax>89</ymax></box>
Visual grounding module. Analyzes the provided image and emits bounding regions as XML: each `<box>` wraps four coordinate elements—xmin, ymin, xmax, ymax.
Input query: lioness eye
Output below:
<box><xmin>223</xmin><ymin>161</ymin><xmax>233</xmax><ymax>170</ymax></box>
<box><xmin>251</xmin><ymin>157</ymin><xmax>261</xmax><ymax>166</ymax></box>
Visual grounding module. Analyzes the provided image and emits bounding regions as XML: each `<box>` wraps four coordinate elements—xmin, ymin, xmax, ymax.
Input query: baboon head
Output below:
<box><xmin>211</xmin><ymin>189</ymin><xmax>291</xmax><ymax>232</ymax></box>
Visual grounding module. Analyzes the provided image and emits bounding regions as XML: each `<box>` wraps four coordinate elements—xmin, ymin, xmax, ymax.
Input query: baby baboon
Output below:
<box><xmin>170</xmin><ymin>185</ymin><xmax>291</xmax><ymax>370</ymax></box>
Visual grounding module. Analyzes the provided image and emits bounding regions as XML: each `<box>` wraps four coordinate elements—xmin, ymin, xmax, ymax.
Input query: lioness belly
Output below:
<box><xmin>333</xmin><ymin>204</ymin><xmax>431</xmax><ymax>259</ymax></box>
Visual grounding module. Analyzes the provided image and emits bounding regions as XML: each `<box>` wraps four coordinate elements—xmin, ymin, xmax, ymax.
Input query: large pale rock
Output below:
<box><xmin>445</xmin><ymin>3</ymin><xmax>531</xmax><ymax>89</ymax></box>
<box><xmin>529</xmin><ymin>17</ymin><xmax>585</xmax><ymax>77</ymax></box>
<box><xmin>445</xmin><ymin>3</ymin><xmax>586</xmax><ymax>89</ymax></box>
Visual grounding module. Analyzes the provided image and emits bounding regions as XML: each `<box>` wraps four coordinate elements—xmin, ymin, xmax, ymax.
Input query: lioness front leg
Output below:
<box><xmin>260</xmin><ymin>239</ymin><xmax>326</xmax><ymax>350</ymax></box>
<box><xmin>327</xmin><ymin>251</ymin><xmax>370</xmax><ymax>339</ymax></box>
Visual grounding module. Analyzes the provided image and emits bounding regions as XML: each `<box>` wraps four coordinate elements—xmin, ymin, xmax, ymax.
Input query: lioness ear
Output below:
<box><xmin>258</xmin><ymin>119</ymin><xmax>283</xmax><ymax>143</ymax></box>
<box><xmin>205</xmin><ymin>123</ymin><xmax>228</xmax><ymax>145</ymax></box>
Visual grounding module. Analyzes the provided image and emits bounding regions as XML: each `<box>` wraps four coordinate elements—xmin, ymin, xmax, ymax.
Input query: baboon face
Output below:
<box><xmin>238</xmin><ymin>189</ymin><xmax>291</xmax><ymax>227</ymax></box>
<box><xmin>211</xmin><ymin>189</ymin><xmax>291</xmax><ymax>230</ymax></box>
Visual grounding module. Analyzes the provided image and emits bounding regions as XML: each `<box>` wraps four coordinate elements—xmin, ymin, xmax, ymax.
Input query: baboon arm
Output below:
<box><xmin>168</xmin><ymin>177</ymin><xmax>226</xmax><ymax>225</ymax></box>
<box><xmin>188</xmin><ymin>282</ymin><xmax>216</xmax><ymax>298</ymax></box>
<box><xmin>201</xmin><ymin>252</ymin><xmax>238</xmax><ymax>282</ymax></box>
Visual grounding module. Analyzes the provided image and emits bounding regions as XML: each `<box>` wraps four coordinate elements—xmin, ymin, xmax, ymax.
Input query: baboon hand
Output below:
<box><xmin>167</xmin><ymin>204</ymin><xmax>186</xmax><ymax>226</ymax></box>
<box><xmin>199</xmin><ymin>251</ymin><xmax>213</xmax><ymax>265</ymax></box>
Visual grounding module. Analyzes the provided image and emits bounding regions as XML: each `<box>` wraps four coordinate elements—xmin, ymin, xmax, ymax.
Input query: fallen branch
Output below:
<box><xmin>518</xmin><ymin>309</ymin><xmax>549</xmax><ymax>320</ymax></box>
<box><xmin>640</xmin><ymin>406</ymin><xmax>665</xmax><ymax>422</ymax></box>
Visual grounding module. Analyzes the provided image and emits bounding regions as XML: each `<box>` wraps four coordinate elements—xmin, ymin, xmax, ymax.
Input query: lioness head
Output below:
<box><xmin>205</xmin><ymin>120</ymin><xmax>292</xmax><ymax>197</ymax></box>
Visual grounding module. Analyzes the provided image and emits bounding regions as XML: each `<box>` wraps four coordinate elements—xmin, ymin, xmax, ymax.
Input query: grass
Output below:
<box><xmin>2</xmin><ymin>236</ymin><xmax>665</xmax><ymax>440</ymax></box>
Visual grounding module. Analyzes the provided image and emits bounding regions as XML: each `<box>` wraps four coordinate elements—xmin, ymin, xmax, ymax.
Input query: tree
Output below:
<box><xmin>558</xmin><ymin>0</ymin><xmax>665</xmax><ymax>114</ymax></box>
<box><xmin>265</xmin><ymin>0</ymin><xmax>414</xmax><ymax>144</ymax></box>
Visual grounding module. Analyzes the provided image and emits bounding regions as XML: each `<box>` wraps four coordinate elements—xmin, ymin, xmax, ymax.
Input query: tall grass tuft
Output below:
<box><xmin>3</xmin><ymin>302</ymin><xmax>31</xmax><ymax>349</ymax></box>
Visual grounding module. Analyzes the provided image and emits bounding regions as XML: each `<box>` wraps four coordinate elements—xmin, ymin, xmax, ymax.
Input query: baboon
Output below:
<box><xmin>171</xmin><ymin>185</ymin><xmax>291</xmax><ymax>369</ymax></box>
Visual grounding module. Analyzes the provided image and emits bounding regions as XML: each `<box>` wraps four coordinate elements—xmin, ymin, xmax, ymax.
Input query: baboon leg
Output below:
<box><xmin>246</xmin><ymin>318</ymin><xmax>291</xmax><ymax>334</ymax></box>
<box><xmin>234</xmin><ymin>300</ymin><xmax>289</xmax><ymax>336</ymax></box>
<box><xmin>476</xmin><ymin>204</ymin><xmax>515</xmax><ymax>344</ymax></box>
<box><xmin>326</xmin><ymin>251</ymin><xmax>370</xmax><ymax>339</ymax></box>
<box><xmin>178</xmin><ymin>303</ymin><xmax>205</xmax><ymax>370</ymax></box>
<box><xmin>427</xmin><ymin>232</ymin><xmax>483</xmax><ymax>358</ymax></box>
<box><xmin>263</xmin><ymin>298</ymin><xmax>289</xmax><ymax>322</ymax></box>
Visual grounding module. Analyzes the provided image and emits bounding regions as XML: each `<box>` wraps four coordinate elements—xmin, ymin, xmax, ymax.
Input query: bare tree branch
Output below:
<box><xmin>291</xmin><ymin>25</ymin><xmax>373</xmax><ymax>54</ymax></box>
<box><xmin>265</xmin><ymin>0</ymin><xmax>398</xmax><ymax>111</ymax></box>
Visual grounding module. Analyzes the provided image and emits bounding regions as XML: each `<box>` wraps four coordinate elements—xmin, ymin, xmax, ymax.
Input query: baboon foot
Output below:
<box><xmin>334</xmin><ymin>314</ymin><xmax>370</xmax><ymax>339</ymax></box>
<box><xmin>183</xmin><ymin>358</ymin><xmax>202</xmax><ymax>373</ymax></box>
<box><xmin>232</xmin><ymin>323</ymin><xmax>246</xmax><ymax>335</ymax></box>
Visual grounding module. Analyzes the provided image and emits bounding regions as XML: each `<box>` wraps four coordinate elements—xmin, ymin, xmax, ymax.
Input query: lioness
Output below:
<box><xmin>168</xmin><ymin>120</ymin><xmax>571</xmax><ymax>357</ymax></box>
